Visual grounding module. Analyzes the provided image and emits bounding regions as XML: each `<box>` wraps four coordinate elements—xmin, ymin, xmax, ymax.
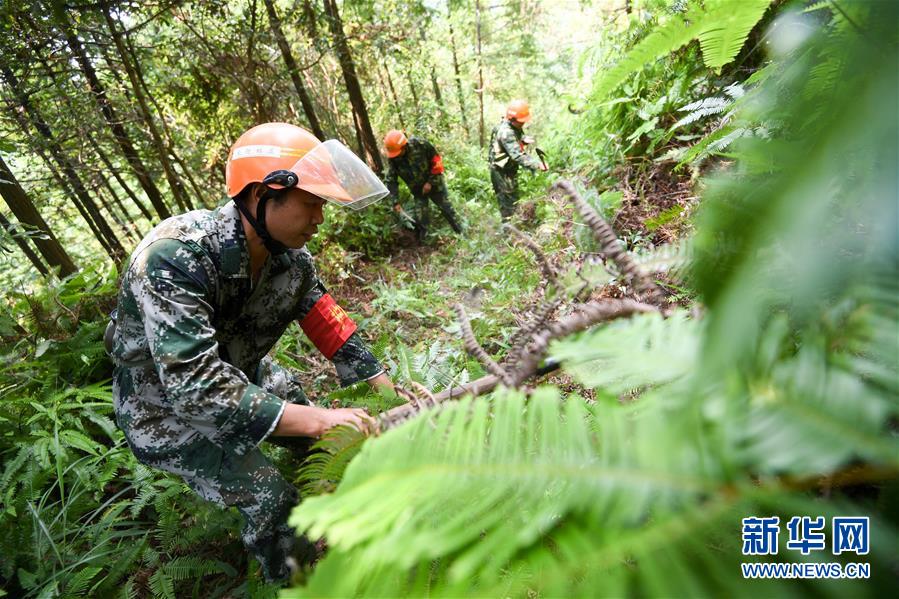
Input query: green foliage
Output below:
<box><xmin>296</xmin><ymin>425</ymin><xmax>369</xmax><ymax>497</ymax></box>
<box><xmin>0</xmin><ymin>270</ymin><xmax>259</xmax><ymax>597</ymax></box>
<box><xmin>284</xmin><ymin>2</ymin><xmax>899</xmax><ymax>596</ymax></box>
<box><xmin>2</xmin><ymin>1</ymin><xmax>896</xmax><ymax>596</ymax></box>
<box><xmin>551</xmin><ymin>309</ymin><xmax>700</xmax><ymax>395</ymax></box>
<box><xmin>592</xmin><ymin>0</ymin><xmax>772</xmax><ymax>103</ymax></box>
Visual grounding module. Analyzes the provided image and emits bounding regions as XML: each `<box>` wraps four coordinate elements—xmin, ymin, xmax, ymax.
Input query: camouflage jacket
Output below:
<box><xmin>384</xmin><ymin>136</ymin><xmax>444</xmax><ymax>198</ymax></box>
<box><xmin>488</xmin><ymin>119</ymin><xmax>541</xmax><ymax>173</ymax></box>
<box><xmin>110</xmin><ymin>202</ymin><xmax>382</xmax><ymax>458</ymax></box>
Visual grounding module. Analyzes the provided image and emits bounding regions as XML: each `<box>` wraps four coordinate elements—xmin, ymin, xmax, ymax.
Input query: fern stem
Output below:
<box><xmin>502</xmin><ymin>297</ymin><xmax>563</xmax><ymax>368</ymax></box>
<box><xmin>378</xmin><ymin>374</ymin><xmax>501</xmax><ymax>429</ymax></box>
<box><xmin>454</xmin><ymin>303</ymin><xmax>513</xmax><ymax>386</ymax></box>
<box><xmin>502</xmin><ymin>222</ymin><xmax>558</xmax><ymax>283</ymax></box>
<box><xmin>509</xmin><ymin>299</ymin><xmax>657</xmax><ymax>387</ymax></box>
<box><xmin>553</xmin><ymin>180</ymin><xmax>664</xmax><ymax>304</ymax></box>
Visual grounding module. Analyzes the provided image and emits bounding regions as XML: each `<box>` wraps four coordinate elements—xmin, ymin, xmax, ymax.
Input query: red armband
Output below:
<box><xmin>299</xmin><ymin>293</ymin><xmax>358</xmax><ymax>359</ymax></box>
<box><xmin>430</xmin><ymin>154</ymin><xmax>445</xmax><ymax>175</ymax></box>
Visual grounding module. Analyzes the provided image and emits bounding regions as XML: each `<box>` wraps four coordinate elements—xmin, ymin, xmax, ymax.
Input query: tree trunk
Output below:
<box><xmin>169</xmin><ymin>151</ymin><xmax>208</xmax><ymax>209</ymax></box>
<box><xmin>119</xmin><ymin>29</ymin><xmax>204</xmax><ymax>210</ymax></box>
<box><xmin>98</xmin><ymin>169</ymin><xmax>143</xmax><ymax>239</ymax></box>
<box><xmin>25</xmin><ymin>25</ymin><xmax>158</xmax><ymax>224</ymax></box>
<box><xmin>264</xmin><ymin>0</ymin><xmax>326</xmax><ymax>139</ymax></box>
<box><xmin>419</xmin><ymin>30</ymin><xmax>446</xmax><ymax>124</ymax></box>
<box><xmin>322</xmin><ymin>0</ymin><xmax>383</xmax><ymax>171</ymax></box>
<box><xmin>87</xmin><ymin>134</ymin><xmax>155</xmax><ymax>222</ymax></box>
<box><xmin>475</xmin><ymin>0</ymin><xmax>486</xmax><ymax>147</ymax></box>
<box><xmin>404</xmin><ymin>65</ymin><xmax>421</xmax><ymax>111</ymax></box>
<box><xmin>99</xmin><ymin>2</ymin><xmax>191</xmax><ymax>213</ymax></box>
<box><xmin>55</xmin><ymin>10</ymin><xmax>172</xmax><ymax>220</ymax></box>
<box><xmin>0</xmin><ymin>155</ymin><xmax>78</xmax><ymax>276</ymax></box>
<box><xmin>1</xmin><ymin>65</ymin><xmax>125</xmax><ymax>261</ymax></box>
<box><xmin>378</xmin><ymin>59</ymin><xmax>406</xmax><ymax>129</ymax></box>
<box><xmin>90</xmin><ymin>171</ymin><xmax>136</xmax><ymax>242</ymax></box>
<box><xmin>0</xmin><ymin>211</ymin><xmax>50</xmax><ymax>276</ymax></box>
<box><xmin>302</xmin><ymin>0</ymin><xmax>319</xmax><ymax>39</ymax></box>
<box><xmin>2</xmin><ymin>92</ymin><xmax>115</xmax><ymax>255</ymax></box>
<box><xmin>351</xmin><ymin>105</ymin><xmax>366</xmax><ymax>157</ymax></box>
<box><xmin>447</xmin><ymin>14</ymin><xmax>470</xmax><ymax>137</ymax></box>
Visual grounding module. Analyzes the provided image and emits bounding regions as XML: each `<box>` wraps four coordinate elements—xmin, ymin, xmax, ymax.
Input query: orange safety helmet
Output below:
<box><xmin>383</xmin><ymin>130</ymin><xmax>408</xmax><ymax>158</ymax></box>
<box><xmin>225</xmin><ymin>123</ymin><xmax>388</xmax><ymax>253</ymax></box>
<box><xmin>226</xmin><ymin>122</ymin><xmax>320</xmax><ymax>198</ymax></box>
<box><xmin>506</xmin><ymin>99</ymin><xmax>531</xmax><ymax>123</ymax></box>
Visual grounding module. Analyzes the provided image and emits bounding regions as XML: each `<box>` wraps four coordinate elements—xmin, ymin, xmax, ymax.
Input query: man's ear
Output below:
<box><xmin>244</xmin><ymin>183</ymin><xmax>264</xmax><ymax>211</ymax></box>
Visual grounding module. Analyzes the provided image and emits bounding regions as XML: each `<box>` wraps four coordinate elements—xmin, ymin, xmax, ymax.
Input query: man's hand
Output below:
<box><xmin>367</xmin><ymin>372</ymin><xmax>395</xmax><ymax>393</ymax></box>
<box><xmin>321</xmin><ymin>407</ymin><xmax>375</xmax><ymax>435</ymax></box>
<box><xmin>393</xmin><ymin>203</ymin><xmax>403</xmax><ymax>213</ymax></box>
<box><xmin>538</xmin><ymin>163</ymin><xmax>549</xmax><ymax>172</ymax></box>
<box><xmin>272</xmin><ymin>403</ymin><xmax>374</xmax><ymax>437</ymax></box>
<box><xmin>422</xmin><ymin>182</ymin><xmax>432</xmax><ymax>195</ymax></box>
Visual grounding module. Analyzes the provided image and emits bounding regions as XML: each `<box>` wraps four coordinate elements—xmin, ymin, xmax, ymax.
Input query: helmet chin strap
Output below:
<box><xmin>233</xmin><ymin>187</ymin><xmax>290</xmax><ymax>256</ymax></box>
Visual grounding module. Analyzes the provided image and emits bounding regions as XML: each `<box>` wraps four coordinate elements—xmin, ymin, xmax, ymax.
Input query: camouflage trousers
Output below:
<box><xmin>131</xmin><ymin>357</ymin><xmax>312</xmax><ymax>583</ymax></box>
<box><xmin>489</xmin><ymin>167</ymin><xmax>519</xmax><ymax>221</ymax></box>
<box><xmin>411</xmin><ymin>181</ymin><xmax>464</xmax><ymax>241</ymax></box>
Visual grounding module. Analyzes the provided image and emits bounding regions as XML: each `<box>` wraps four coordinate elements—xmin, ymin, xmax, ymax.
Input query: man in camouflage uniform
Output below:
<box><xmin>488</xmin><ymin>100</ymin><xmax>547</xmax><ymax>220</ymax></box>
<box><xmin>383</xmin><ymin>130</ymin><xmax>463</xmax><ymax>242</ymax></box>
<box><xmin>110</xmin><ymin>123</ymin><xmax>392</xmax><ymax>583</ymax></box>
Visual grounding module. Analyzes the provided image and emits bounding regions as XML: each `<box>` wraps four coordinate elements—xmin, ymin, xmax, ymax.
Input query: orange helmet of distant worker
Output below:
<box><xmin>506</xmin><ymin>99</ymin><xmax>531</xmax><ymax>123</ymax></box>
<box><xmin>383</xmin><ymin>130</ymin><xmax>408</xmax><ymax>158</ymax></box>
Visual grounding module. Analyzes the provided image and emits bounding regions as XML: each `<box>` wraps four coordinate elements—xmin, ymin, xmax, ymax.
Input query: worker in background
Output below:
<box><xmin>383</xmin><ymin>130</ymin><xmax>463</xmax><ymax>242</ymax></box>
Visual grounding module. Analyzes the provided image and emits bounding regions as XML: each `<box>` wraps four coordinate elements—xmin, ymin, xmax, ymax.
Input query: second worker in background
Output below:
<box><xmin>488</xmin><ymin>99</ymin><xmax>547</xmax><ymax>220</ymax></box>
<box><xmin>383</xmin><ymin>130</ymin><xmax>464</xmax><ymax>243</ymax></box>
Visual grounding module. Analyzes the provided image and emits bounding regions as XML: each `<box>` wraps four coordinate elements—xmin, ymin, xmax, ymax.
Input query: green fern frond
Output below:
<box><xmin>119</xmin><ymin>577</ymin><xmax>138</xmax><ymax>599</ymax></box>
<box><xmin>288</xmin><ymin>384</ymin><xmax>897</xmax><ymax>596</ymax></box>
<box><xmin>297</xmin><ymin>425</ymin><xmax>369</xmax><ymax>496</ymax></box>
<box><xmin>62</xmin><ymin>565</ymin><xmax>101</xmax><ymax>597</ymax></box>
<box><xmin>290</xmin><ymin>390</ymin><xmax>717</xmax><ymax>593</ymax></box>
<box><xmin>671</xmin><ymin>95</ymin><xmax>731</xmax><ymax>129</ymax></box>
<box><xmin>551</xmin><ymin>310</ymin><xmax>701</xmax><ymax>395</ymax></box>
<box><xmin>592</xmin><ymin>13</ymin><xmax>703</xmax><ymax>103</ymax></box>
<box><xmin>148</xmin><ymin>568</ymin><xmax>175</xmax><ymax>599</ymax></box>
<box><xmin>162</xmin><ymin>556</ymin><xmax>223</xmax><ymax>581</ymax></box>
<box><xmin>697</xmin><ymin>0</ymin><xmax>772</xmax><ymax>69</ymax></box>
<box><xmin>93</xmin><ymin>539</ymin><xmax>146</xmax><ymax>595</ymax></box>
<box><xmin>631</xmin><ymin>241</ymin><xmax>694</xmax><ymax>281</ymax></box>
<box><xmin>593</xmin><ymin>0</ymin><xmax>773</xmax><ymax>102</ymax></box>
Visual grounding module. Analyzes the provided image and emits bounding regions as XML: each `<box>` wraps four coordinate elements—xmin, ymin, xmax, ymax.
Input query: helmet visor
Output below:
<box><xmin>289</xmin><ymin>140</ymin><xmax>388</xmax><ymax>210</ymax></box>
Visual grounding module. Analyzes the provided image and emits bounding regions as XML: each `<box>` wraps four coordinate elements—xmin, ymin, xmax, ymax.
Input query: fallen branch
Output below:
<box><xmin>378</xmin><ymin>373</ymin><xmax>500</xmax><ymax>429</ymax></box>
<box><xmin>553</xmin><ymin>180</ymin><xmax>664</xmax><ymax>304</ymax></box>
<box><xmin>502</xmin><ymin>296</ymin><xmax>563</xmax><ymax>368</ymax></box>
<box><xmin>508</xmin><ymin>299</ymin><xmax>657</xmax><ymax>387</ymax></box>
<box><xmin>454</xmin><ymin>303</ymin><xmax>512</xmax><ymax>386</ymax></box>
<box><xmin>502</xmin><ymin>222</ymin><xmax>558</xmax><ymax>282</ymax></box>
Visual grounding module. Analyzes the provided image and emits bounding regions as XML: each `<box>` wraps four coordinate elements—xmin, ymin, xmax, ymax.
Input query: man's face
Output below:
<box><xmin>510</xmin><ymin>118</ymin><xmax>525</xmax><ymax>129</ymax></box>
<box><xmin>260</xmin><ymin>187</ymin><xmax>326</xmax><ymax>249</ymax></box>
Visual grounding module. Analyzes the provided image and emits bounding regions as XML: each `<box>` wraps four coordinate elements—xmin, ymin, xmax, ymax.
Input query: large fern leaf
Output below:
<box><xmin>593</xmin><ymin>0</ymin><xmax>773</xmax><ymax>102</ymax></box>
<box><xmin>287</xmin><ymin>386</ymin><xmax>898</xmax><ymax>597</ymax></box>
<box><xmin>550</xmin><ymin>310</ymin><xmax>701</xmax><ymax>394</ymax></box>
<box><xmin>698</xmin><ymin>0</ymin><xmax>772</xmax><ymax>69</ymax></box>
